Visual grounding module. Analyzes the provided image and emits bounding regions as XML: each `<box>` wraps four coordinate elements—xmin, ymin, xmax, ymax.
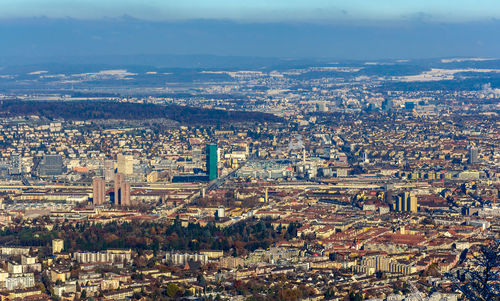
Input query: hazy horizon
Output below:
<box><xmin>2</xmin><ymin>0</ymin><xmax>500</xmax><ymax>22</ymax></box>
<box><xmin>1</xmin><ymin>1</ymin><xmax>500</xmax><ymax>64</ymax></box>
<box><xmin>1</xmin><ymin>16</ymin><xmax>499</xmax><ymax>65</ymax></box>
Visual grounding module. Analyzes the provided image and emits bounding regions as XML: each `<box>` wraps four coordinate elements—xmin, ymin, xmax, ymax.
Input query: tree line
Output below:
<box><xmin>0</xmin><ymin>100</ymin><xmax>283</xmax><ymax>124</ymax></box>
<box><xmin>0</xmin><ymin>218</ymin><xmax>300</xmax><ymax>255</ymax></box>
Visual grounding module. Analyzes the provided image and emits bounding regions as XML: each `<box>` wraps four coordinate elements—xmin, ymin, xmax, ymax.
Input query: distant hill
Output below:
<box><xmin>0</xmin><ymin>100</ymin><xmax>283</xmax><ymax>124</ymax></box>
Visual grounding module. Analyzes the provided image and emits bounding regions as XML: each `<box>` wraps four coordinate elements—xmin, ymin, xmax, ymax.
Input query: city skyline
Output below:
<box><xmin>0</xmin><ymin>1</ymin><xmax>498</xmax><ymax>300</ymax></box>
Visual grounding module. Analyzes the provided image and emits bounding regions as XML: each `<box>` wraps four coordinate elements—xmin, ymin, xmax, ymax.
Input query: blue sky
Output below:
<box><xmin>2</xmin><ymin>0</ymin><xmax>500</xmax><ymax>22</ymax></box>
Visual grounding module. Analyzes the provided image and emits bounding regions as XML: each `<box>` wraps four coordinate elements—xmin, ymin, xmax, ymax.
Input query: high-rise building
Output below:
<box><xmin>217</xmin><ymin>206</ymin><xmax>225</xmax><ymax>218</ymax></box>
<box><xmin>121</xmin><ymin>182</ymin><xmax>131</xmax><ymax>206</ymax></box>
<box><xmin>384</xmin><ymin>184</ymin><xmax>394</xmax><ymax>204</ymax></box>
<box><xmin>192</xmin><ymin>147</ymin><xmax>202</xmax><ymax>164</ymax></box>
<box><xmin>206</xmin><ymin>144</ymin><xmax>218</xmax><ymax>181</ymax></box>
<box><xmin>114</xmin><ymin>173</ymin><xmax>123</xmax><ymax>205</ymax></box>
<box><xmin>406</xmin><ymin>192</ymin><xmax>418</xmax><ymax>213</ymax></box>
<box><xmin>404</xmin><ymin>101</ymin><xmax>415</xmax><ymax>111</ymax></box>
<box><xmin>92</xmin><ymin>177</ymin><xmax>106</xmax><ymax>206</ymax></box>
<box><xmin>9</xmin><ymin>154</ymin><xmax>21</xmax><ymax>175</ymax></box>
<box><xmin>117</xmin><ymin>154</ymin><xmax>134</xmax><ymax>175</ymax></box>
<box><xmin>363</xmin><ymin>151</ymin><xmax>369</xmax><ymax>163</ymax></box>
<box><xmin>52</xmin><ymin>239</ymin><xmax>64</xmax><ymax>254</ymax></box>
<box><xmin>39</xmin><ymin>154</ymin><xmax>64</xmax><ymax>176</ymax></box>
<box><xmin>103</xmin><ymin>160</ymin><xmax>115</xmax><ymax>181</ymax></box>
<box><xmin>394</xmin><ymin>192</ymin><xmax>418</xmax><ymax>213</ymax></box>
<box><xmin>396</xmin><ymin>195</ymin><xmax>404</xmax><ymax>212</ymax></box>
<box><xmin>114</xmin><ymin>173</ymin><xmax>131</xmax><ymax>206</ymax></box>
<box><xmin>381</xmin><ymin>99</ymin><xmax>393</xmax><ymax>112</ymax></box>
<box><xmin>469</xmin><ymin>147</ymin><xmax>479</xmax><ymax>164</ymax></box>
<box><xmin>317</xmin><ymin>102</ymin><xmax>328</xmax><ymax>112</ymax></box>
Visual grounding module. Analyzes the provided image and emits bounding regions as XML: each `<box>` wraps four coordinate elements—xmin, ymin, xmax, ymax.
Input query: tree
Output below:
<box><xmin>375</xmin><ymin>270</ymin><xmax>386</xmax><ymax>280</ymax></box>
<box><xmin>349</xmin><ymin>291</ymin><xmax>363</xmax><ymax>301</ymax></box>
<box><xmin>450</xmin><ymin>241</ymin><xmax>499</xmax><ymax>301</ymax></box>
<box><xmin>324</xmin><ymin>286</ymin><xmax>338</xmax><ymax>299</ymax></box>
<box><xmin>166</xmin><ymin>283</ymin><xmax>180</xmax><ymax>298</ymax></box>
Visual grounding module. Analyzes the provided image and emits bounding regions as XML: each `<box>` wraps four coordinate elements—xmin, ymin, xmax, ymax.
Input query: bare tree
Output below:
<box><xmin>451</xmin><ymin>240</ymin><xmax>499</xmax><ymax>301</ymax></box>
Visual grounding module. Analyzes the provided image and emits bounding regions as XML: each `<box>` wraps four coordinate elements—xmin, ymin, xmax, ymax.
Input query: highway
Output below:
<box><xmin>0</xmin><ymin>182</ymin><xmax>205</xmax><ymax>191</ymax></box>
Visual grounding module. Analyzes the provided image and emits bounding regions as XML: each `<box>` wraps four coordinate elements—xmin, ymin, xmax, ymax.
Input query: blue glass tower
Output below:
<box><xmin>206</xmin><ymin>144</ymin><xmax>218</xmax><ymax>181</ymax></box>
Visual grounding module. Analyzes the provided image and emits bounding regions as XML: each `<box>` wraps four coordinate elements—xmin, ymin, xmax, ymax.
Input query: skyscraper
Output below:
<box><xmin>469</xmin><ymin>147</ymin><xmax>479</xmax><ymax>164</ymax></box>
<box><xmin>395</xmin><ymin>192</ymin><xmax>418</xmax><ymax>213</ymax></box>
<box><xmin>206</xmin><ymin>144</ymin><xmax>218</xmax><ymax>181</ymax></box>
<box><xmin>381</xmin><ymin>99</ymin><xmax>393</xmax><ymax>112</ymax></box>
<box><xmin>117</xmin><ymin>154</ymin><xmax>134</xmax><ymax>175</ymax></box>
<box><xmin>121</xmin><ymin>182</ymin><xmax>131</xmax><ymax>207</ymax></box>
<box><xmin>406</xmin><ymin>192</ymin><xmax>418</xmax><ymax>213</ymax></box>
<box><xmin>396</xmin><ymin>195</ymin><xmax>403</xmax><ymax>212</ymax></box>
<box><xmin>192</xmin><ymin>147</ymin><xmax>202</xmax><ymax>165</ymax></box>
<box><xmin>9</xmin><ymin>154</ymin><xmax>21</xmax><ymax>175</ymax></box>
<box><xmin>92</xmin><ymin>177</ymin><xmax>106</xmax><ymax>206</ymax></box>
<box><xmin>114</xmin><ymin>173</ymin><xmax>131</xmax><ymax>206</ymax></box>
<box><xmin>114</xmin><ymin>173</ymin><xmax>123</xmax><ymax>205</ymax></box>
<box><xmin>103</xmin><ymin>159</ymin><xmax>115</xmax><ymax>181</ymax></box>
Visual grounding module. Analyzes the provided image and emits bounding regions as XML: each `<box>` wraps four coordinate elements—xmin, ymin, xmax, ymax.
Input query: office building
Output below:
<box><xmin>92</xmin><ymin>177</ymin><xmax>106</xmax><ymax>206</ymax></box>
<box><xmin>469</xmin><ymin>147</ymin><xmax>479</xmax><ymax>164</ymax></box>
<box><xmin>192</xmin><ymin>147</ymin><xmax>202</xmax><ymax>164</ymax></box>
<box><xmin>117</xmin><ymin>154</ymin><xmax>134</xmax><ymax>175</ymax></box>
<box><xmin>9</xmin><ymin>154</ymin><xmax>21</xmax><ymax>175</ymax></box>
<box><xmin>404</xmin><ymin>101</ymin><xmax>415</xmax><ymax>110</ymax></box>
<box><xmin>103</xmin><ymin>159</ymin><xmax>115</xmax><ymax>181</ymax></box>
<box><xmin>39</xmin><ymin>154</ymin><xmax>64</xmax><ymax>176</ymax></box>
<box><xmin>381</xmin><ymin>99</ymin><xmax>393</xmax><ymax>111</ymax></box>
<box><xmin>206</xmin><ymin>144</ymin><xmax>218</xmax><ymax>181</ymax></box>
<box><xmin>114</xmin><ymin>173</ymin><xmax>131</xmax><ymax>206</ymax></box>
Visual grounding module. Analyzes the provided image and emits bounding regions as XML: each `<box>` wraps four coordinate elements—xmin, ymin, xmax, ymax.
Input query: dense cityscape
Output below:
<box><xmin>0</xmin><ymin>57</ymin><xmax>498</xmax><ymax>301</ymax></box>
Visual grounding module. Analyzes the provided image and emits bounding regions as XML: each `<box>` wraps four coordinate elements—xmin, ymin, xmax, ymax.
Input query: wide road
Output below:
<box><xmin>0</xmin><ymin>182</ymin><xmax>205</xmax><ymax>191</ymax></box>
<box><xmin>205</xmin><ymin>163</ymin><xmax>245</xmax><ymax>192</ymax></box>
